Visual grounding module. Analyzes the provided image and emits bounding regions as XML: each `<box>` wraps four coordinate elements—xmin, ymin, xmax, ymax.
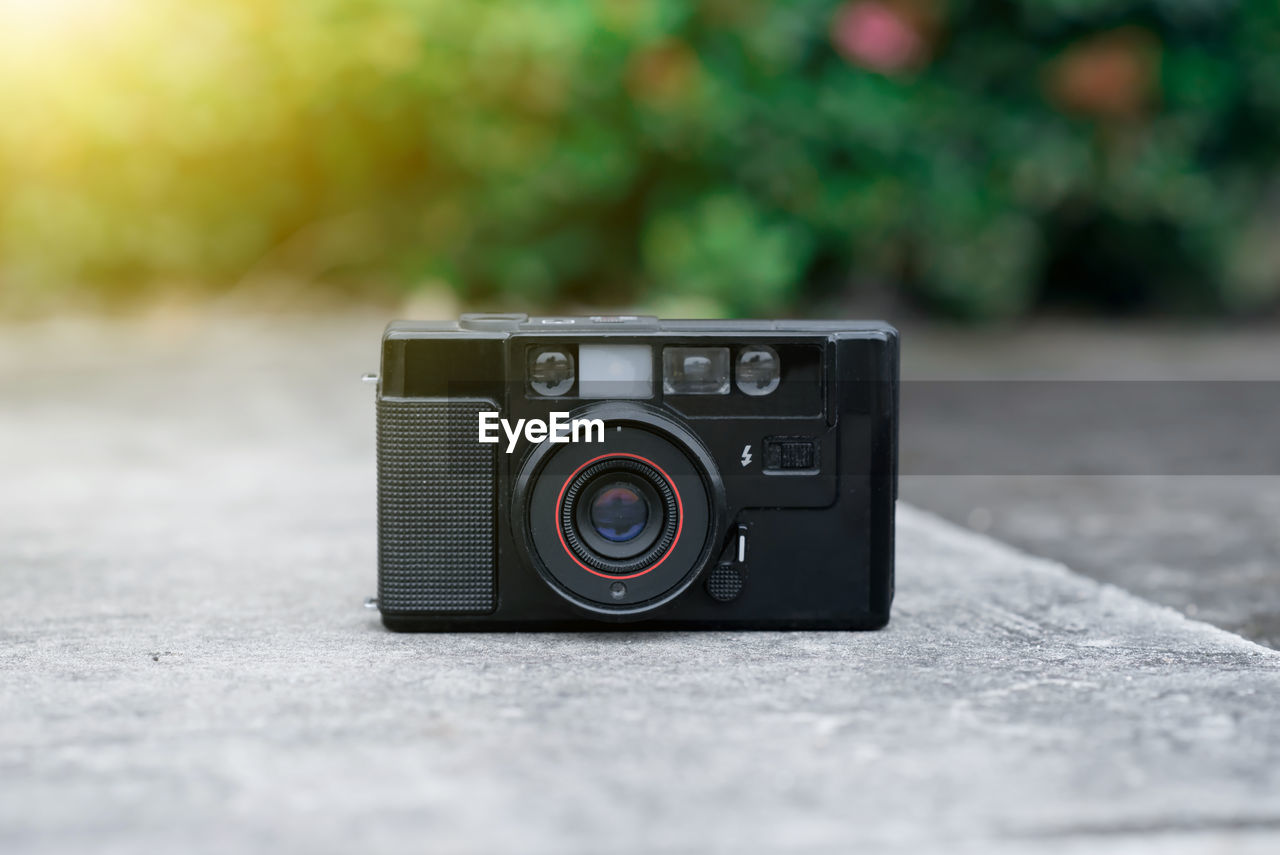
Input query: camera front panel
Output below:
<box><xmin>376</xmin><ymin>317</ymin><xmax>896</xmax><ymax>630</ymax></box>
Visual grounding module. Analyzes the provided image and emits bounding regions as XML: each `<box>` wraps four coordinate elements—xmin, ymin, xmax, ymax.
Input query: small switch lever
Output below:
<box><xmin>763</xmin><ymin>437</ymin><xmax>817</xmax><ymax>471</ymax></box>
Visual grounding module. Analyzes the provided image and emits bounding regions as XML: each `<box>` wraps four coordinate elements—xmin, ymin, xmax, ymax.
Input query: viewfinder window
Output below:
<box><xmin>663</xmin><ymin>347</ymin><xmax>730</xmax><ymax>395</ymax></box>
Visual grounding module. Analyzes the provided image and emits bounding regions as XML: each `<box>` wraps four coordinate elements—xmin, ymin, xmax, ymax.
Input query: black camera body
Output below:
<box><xmin>375</xmin><ymin>314</ymin><xmax>898</xmax><ymax>631</ymax></box>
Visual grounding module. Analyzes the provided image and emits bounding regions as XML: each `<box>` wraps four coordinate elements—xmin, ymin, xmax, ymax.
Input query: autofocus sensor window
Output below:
<box><xmin>735</xmin><ymin>345</ymin><xmax>781</xmax><ymax>396</ymax></box>
<box><xmin>663</xmin><ymin>347</ymin><xmax>730</xmax><ymax>395</ymax></box>
<box><xmin>528</xmin><ymin>347</ymin><xmax>575</xmax><ymax>397</ymax></box>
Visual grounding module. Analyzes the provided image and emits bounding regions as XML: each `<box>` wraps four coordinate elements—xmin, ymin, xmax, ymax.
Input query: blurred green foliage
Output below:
<box><xmin>2</xmin><ymin>0</ymin><xmax>1279</xmax><ymax>317</ymax></box>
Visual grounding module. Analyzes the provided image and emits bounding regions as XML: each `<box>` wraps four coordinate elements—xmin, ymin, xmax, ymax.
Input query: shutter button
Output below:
<box><xmin>460</xmin><ymin>313</ymin><xmax>528</xmax><ymax>331</ymax></box>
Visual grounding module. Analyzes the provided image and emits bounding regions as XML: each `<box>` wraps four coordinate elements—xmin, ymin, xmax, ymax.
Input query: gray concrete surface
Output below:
<box><xmin>897</xmin><ymin>322</ymin><xmax>1280</xmax><ymax>648</ymax></box>
<box><xmin>3</xmin><ymin>313</ymin><xmax>1280</xmax><ymax>853</ymax></box>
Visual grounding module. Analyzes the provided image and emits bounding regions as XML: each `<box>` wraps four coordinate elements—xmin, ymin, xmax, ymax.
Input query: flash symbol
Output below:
<box><xmin>740</xmin><ymin>444</ymin><xmax>753</xmax><ymax>467</ymax></box>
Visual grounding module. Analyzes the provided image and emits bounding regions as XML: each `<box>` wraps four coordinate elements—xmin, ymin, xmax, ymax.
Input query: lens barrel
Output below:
<box><xmin>511</xmin><ymin>403</ymin><xmax>725</xmax><ymax>619</ymax></box>
<box><xmin>560</xmin><ymin>456</ymin><xmax>679</xmax><ymax>574</ymax></box>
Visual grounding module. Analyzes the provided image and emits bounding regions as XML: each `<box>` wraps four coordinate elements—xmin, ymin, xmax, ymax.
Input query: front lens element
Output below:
<box><xmin>589</xmin><ymin>482</ymin><xmax>649</xmax><ymax>542</ymax></box>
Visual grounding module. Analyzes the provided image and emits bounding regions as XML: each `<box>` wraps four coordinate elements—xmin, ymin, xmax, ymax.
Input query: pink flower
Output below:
<box><xmin>831</xmin><ymin>2</ymin><xmax>926</xmax><ymax>74</ymax></box>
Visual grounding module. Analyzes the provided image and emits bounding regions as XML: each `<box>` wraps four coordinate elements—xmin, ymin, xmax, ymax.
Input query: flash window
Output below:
<box><xmin>579</xmin><ymin>345</ymin><xmax>653</xmax><ymax>399</ymax></box>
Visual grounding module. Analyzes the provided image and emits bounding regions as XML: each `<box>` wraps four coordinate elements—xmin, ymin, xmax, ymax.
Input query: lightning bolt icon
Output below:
<box><xmin>740</xmin><ymin>444</ymin><xmax>753</xmax><ymax>467</ymax></box>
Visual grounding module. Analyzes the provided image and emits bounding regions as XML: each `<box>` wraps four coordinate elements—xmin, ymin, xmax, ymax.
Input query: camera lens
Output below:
<box><xmin>588</xmin><ymin>482</ymin><xmax>649</xmax><ymax>542</ymax></box>
<box><xmin>512</xmin><ymin>405</ymin><xmax>726</xmax><ymax>617</ymax></box>
<box><xmin>562</xmin><ymin>459</ymin><xmax>674</xmax><ymax>570</ymax></box>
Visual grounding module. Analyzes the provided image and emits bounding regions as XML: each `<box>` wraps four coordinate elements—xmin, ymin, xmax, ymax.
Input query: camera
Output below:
<box><xmin>374</xmin><ymin>314</ymin><xmax>898</xmax><ymax>630</ymax></box>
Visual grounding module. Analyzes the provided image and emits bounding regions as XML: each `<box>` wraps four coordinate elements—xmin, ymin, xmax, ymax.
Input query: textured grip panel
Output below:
<box><xmin>378</xmin><ymin>399</ymin><xmax>497</xmax><ymax>614</ymax></box>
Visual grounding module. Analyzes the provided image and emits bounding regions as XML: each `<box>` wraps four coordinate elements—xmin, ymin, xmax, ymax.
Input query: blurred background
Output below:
<box><xmin>3</xmin><ymin>0</ymin><xmax>1280</xmax><ymax>320</ymax></box>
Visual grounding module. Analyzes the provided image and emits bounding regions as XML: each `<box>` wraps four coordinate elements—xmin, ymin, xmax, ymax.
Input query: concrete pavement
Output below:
<box><xmin>2</xmin><ymin>312</ymin><xmax>1279</xmax><ymax>853</ymax></box>
<box><xmin>896</xmin><ymin>321</ymin><xmax>1280</xmax><ymax>648</ymax></box>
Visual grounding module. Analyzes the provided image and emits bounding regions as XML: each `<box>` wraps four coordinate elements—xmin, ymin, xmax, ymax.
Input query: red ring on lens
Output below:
<box><xmin>555</xmin><ymin>453</ymin><xmax>684</xmax><ymax>579</ymax></box>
